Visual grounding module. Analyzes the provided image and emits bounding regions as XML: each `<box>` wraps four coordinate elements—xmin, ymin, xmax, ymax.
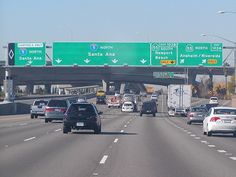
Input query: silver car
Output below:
<box><xmin>187</xmin><ymin>107</ymin><xmax>207</xmax><ymax>124</ymax></box>
<box><xmin>30</xmin><ymin>100</ymin><xmax>48</xmax><ymax>119</ymax></box>
<box><xmin>45</xmin><ymin>99</ymin><xmax>70</xmax><ymax>123</ymax></box>
<box><xmin>203</xmin><ymin>107</ymin><xmax>236</xmax><ymax>137</ymax></box>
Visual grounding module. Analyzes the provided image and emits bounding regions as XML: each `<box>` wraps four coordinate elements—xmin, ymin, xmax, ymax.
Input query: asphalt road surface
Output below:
<box><xmin>0</xmin><ymin>100</ymin><xmax>236</xmax><ymax>177</ymax></box>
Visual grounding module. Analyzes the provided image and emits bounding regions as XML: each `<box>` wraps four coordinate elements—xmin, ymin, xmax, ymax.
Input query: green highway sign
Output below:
<box><xmin>151</xmin><ymin>42</ymin><xmax>177</xmax><ymax>66</ymax></box>
<box><xmin>153</xmin><ymin>72</ymin><xmax>174</xmax><ymax>78</ymax></box>
<box><xmin>178</xmin><ymin>43</ymin><xmax>222</xmax><ymax>66</ymax></box>
<box><xmin>8</xmin><ymin>42</ymin><xmax>46</xmax><ymax>66</ymax></box>
<box><xmin>52</xmin><ymin>42</ymin><xmax>223</xmax><ymax>67</ymax></box>
<box><xmin>53</xmin><ymin>42</ymin><xmax>150</xmax><ymax>66</ymax></box>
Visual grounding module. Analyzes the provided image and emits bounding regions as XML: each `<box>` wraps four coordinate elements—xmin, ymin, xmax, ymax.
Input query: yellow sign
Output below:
<box><xmin>160</xmin><ymin>60</ymin><xmax>176</xmax><ymax>65</ymax></box>
<box><xmin>208</xmin><ymin>59</ymin><xmax>217</xmax><ymax>64</ymax></box>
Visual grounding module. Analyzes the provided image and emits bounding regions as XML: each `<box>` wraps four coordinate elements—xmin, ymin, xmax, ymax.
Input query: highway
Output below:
<box><xmin>0</xmin><ymin>100</ymin><xmax>236</xmax><ymax>177</ymax></box>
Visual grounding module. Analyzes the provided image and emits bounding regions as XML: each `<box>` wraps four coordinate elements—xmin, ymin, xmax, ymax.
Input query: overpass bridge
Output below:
<box><xmin>0</xmin><ymin>66</ymin><xmax>233</xmax><ymax>94</ymax></box>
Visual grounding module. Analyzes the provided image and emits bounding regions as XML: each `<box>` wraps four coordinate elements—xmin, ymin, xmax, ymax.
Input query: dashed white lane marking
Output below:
<box><xmin>19</xmin><ymin>123</ymin><xmax>28</xmax><ymax>126</ymax></box>
<box><xmin>114</xmin><ymin>138</ymin><xmax>119</xmax><ymax>143</ymax></box>
<box><xmin>120</xmin><ymin>130</ymin><xmax>124</xmax><ymax>133</ymax></box>
<box><xmin>55</xmin><ymin>129</ymin><xmax>62</xmax><ymax>132</ymax></box>
<box><xmin>201</xmin><ymin>141</ymin><xmax>209</xmax><ymax>144</ymax></box>
<box><xmin>226</xmin><ymin>153</ymin><xmax>233</xmax><ymax>156</ymax></box>
<box><xmin>100</xmin><ymin>155</ymin><xmax>108</xmax><ymax>164</ymax></box>
<box><xmin>229</xmin><ymin>157</ymin><xmax>236</xmax><ymax>161</ymax></box>
<box><xmin>190</xmin><ymin>134</ymin><xmax>196</xmax><ymax>137</ymax></box>
<box><xmin>217</xmin><ymin>150</ymin><xmax>227</xmax><ymax>153</ymax></box>
<box><xmin>127</xmin><ymin>121</ymin><xmax>130</xmax><ymax>124</ymax></box>
<box><xmin>124</xmin><ymin>125</ymin><xmax>127</xmax><ymax>128</ymax></box>
<box><xmin>24</xmin><ymin>137</ymin><xmax>36</xmax><ymax>142</ymax></box>
<box><xmin>5</xmin><ymin>145</ymin><xmax>9</xmax><ymax>148</ymax></box>
<box><xmin>208</xmin><ymin>145</ymin><xmax>216</xmax><ymax>148</ymax></box>
<box><xmin>194</xmin><ymin>137</ymin><xmax>201</xmax><ymax>140</ymax></box>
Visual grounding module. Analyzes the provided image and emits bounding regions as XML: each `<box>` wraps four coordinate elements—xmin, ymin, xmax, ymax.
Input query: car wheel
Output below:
<box><xmin>94</xmin><ymin>125</ymin><xmax>101</xmax><ymax>134</ymax></box>
<box><xmin>153</xmin><ymin>113</ymin><xmax>156</xmax><ymax>117</ymax></box>
<box><xmin>187</xmin><ymin>121</ymin><xmax>191</xmax><ymax>125</ymax></box>
<box><xmin>30</xmin><ymin>114</ymin><xmax>34</xmax><ymax>119</ymax></box>
<box><xmin>63</xmin><ymin>125</ymin><xmax>71</xmax><ymax>134</ymax></box>
<box><xmin>207</xmin><ymin>131</ymin><xmax>212</xmax><ymax>136</ymax></box>
<box><xmin>203</xmin><ymin>131</ymin><xmax>207</xmax><ymax>135</ymax></box>
<box><xmin>45</xmin><ymin>119</ymin><xmax>49</xmax><ymax>123</ymax></box>
<box><xmin>233</xmin><ymin>131</ymin><xmax>236</xmax><ymax>137</ymax></box>
<box><xmin>140</xmin><ymin>113</ymin><xmax>142</xmax><ymax>117</ymax></box>
<box><xmin>35</xmin><ymin>115</ymin><xmax>38</xmax><ymax>118</ymax></box>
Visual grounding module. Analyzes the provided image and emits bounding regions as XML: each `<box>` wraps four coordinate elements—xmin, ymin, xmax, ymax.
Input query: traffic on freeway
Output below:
<box><xmin>0</xmin><ymin>93</ymin><xmax>236</xmax><ymax>177</ymax></box>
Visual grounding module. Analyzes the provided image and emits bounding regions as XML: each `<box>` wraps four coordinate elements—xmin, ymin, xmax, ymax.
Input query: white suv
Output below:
<box><xmin>209</xmin><ymin>97</ymin><xmax>218</xmax><ymax>104</ymax></box>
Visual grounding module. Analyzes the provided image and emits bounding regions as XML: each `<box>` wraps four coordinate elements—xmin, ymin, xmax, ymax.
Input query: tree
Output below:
<box><xmin>228</xmin><ymin>75</ymin><xmax>235</xmax><ymax>94</ymax></box>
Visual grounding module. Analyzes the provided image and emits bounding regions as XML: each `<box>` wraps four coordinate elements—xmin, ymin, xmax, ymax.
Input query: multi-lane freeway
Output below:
<box><xmin>0</xmin><ymin>98</ymin><xmax>236</xmax><ymax>177</ymax></box>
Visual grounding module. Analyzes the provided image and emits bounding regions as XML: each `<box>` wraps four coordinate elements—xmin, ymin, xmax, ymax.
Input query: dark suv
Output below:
<box><xmin>63</xmin><ymin>103</ymin><xmax>102</xmax><ymax>134</ymax></box>
<box><xmin>140</xmin><ymin>101</ymin><xmax>157</xmax><ymax>117</ymax></box>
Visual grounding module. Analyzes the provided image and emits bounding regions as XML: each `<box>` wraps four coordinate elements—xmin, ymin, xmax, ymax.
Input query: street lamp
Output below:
<box><xmin>218</xmin><ymin>11</ymin><xmax>236</xmax><ymax>14</ymax></box>
<box><xmin>201</xmin><ymin>34</ymin><xmax>236</xmax><ymax>93</ymax></box>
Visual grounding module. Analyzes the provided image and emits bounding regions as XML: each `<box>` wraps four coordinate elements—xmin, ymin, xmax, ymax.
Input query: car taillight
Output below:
<box><xmin>45</xmin><ymin>107</ymin><xmax>54</xmax><ymax>112</ymax></box>
<box><xmin>189</xmin><ymin>113</ymin><xmax>194</xmax><ymax>117</ymax></box>
<box><xmin>210</xmin><ymin>117</ymin><xmax>221</xmax><ymax>122</ymax></box>
<box><xmin>61</xmin><ymin>108</ymin><xmax>67</xmax><ymax>113</ymax></box>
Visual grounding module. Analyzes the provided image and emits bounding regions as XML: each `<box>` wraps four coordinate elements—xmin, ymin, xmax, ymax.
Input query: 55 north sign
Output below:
<box><xmin>8</xmin><ymin>43</ymin><xmax>46</xmax><ymax>66</ymax></box>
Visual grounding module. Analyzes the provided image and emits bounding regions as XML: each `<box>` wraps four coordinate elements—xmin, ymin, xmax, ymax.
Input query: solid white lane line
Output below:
<box><xmin>24</xmin><ymin>137</ymin><xmax>36</xmax><ymax>142</ymax></box>
<box><xmin>114</xmin><ymin>138</ymin><xmax>119</xmax><ymax>143</ymax></box>
<box><xmin>55</xmin><ymin>128</ymin><xmax>62</xmax><ymax>132</ymax></box>
<box><xmin>100</xmin><ymin>155</ymin><xmax>108</xmax><ymax>164</ymax></box>
<box><xmin>208</xmin><ymin>145</ymin><xmax>216</xmax><ymax>148</ymax></box>
<box><xmin>229</xmin><ymin>157</ymin><xmax>236</xmax><ymax>161</ymax></box>
<box><xmin>217</xmin><ymin>150</ymin><xmax>227</xmax><ymax>153</ymax></box>
<box><xmin>120</xmin><ymin>130</ymin><xmax>124</xmax><ymax>133</ymax></box>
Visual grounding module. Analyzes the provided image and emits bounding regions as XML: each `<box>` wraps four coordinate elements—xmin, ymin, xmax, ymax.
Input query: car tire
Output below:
<box><xmin>35</xmin><ymin>115</ymin><xmax>38</xmax><ymax>118</ymax></box>
<box><xmin>203</xmin><ymin>131</ymin><xmax>207</xmax><ymax>135</ymax></box>
<box><xmin>207</xmin><ymin>131</ymin><xmax>212</xmax><ymax>136</ymax></box>
<box><xmin>94</xmin><ymin>125</ymin><xmax>101</xmax><ymax>134</ymax></box>
<box><xmin>153</xmin><ymin>113</ymin><xmax>156</xmax><ymax>117</ymax></box>
<box><xmin>187</xmin><ymin>121</ymin><xmax>191</xmax><ymax>125</ymax></box>
<box><xmin>140</xmin><ymin>113</ymin><xmax>142</xmax><ymax>117</ymax></box>
<box><xmin>31</xmin><ymin>114</ymin><xmax>34</xmax><ymax>119</ymax></box>
<box><xmin>233</xmin><ymin>131</ymin><xmax>236</xmax><ymax>137</ymax></box>
<box><xmin>45</xmin><ymin>118</ymin><xmax>49</xmax><ymax>123</ymax></box>
<box><xmin>63</xmin><ymin>125</ymin><xmax>71</xmax><ymax>134</ymax></box>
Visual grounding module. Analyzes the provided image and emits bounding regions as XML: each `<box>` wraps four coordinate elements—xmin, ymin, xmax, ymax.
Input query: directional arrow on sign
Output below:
<box><xmin>55</xmin><ymin>58</ymin><xmax>62</xmax><ymax>64</ymax></box>
<box><xmin>84</xmin><ymin>58</ymin><xmax>91</xmax><ymax>64</ymax></box>
<box><xmin>140</xmin><ymin>59</ymin><xmax>147</xmax><ymax>64</ymax></box>
<box><xmin>27</xmin><ymin>60</ymin><xmax>33</xmax><ymax>65</ymax></box>
<box><xmin>112</xmin><ymin>59</ymin><xmax>118</xmax><ymax>64</ymax></box>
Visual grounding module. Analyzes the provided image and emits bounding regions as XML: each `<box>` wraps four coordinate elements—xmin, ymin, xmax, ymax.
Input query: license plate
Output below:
<box><xmin>76</xmin><ymin>122</ymin><xmax>84</xmax><ymax>126</ymax></box>
<box><xmin>55</xmin><ymin>109</ymin><xmax>61</xmax><ymax>112</ymax></box>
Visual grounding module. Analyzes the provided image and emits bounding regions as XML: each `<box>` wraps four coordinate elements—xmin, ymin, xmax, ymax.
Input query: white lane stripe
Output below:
<box><xmin>120</xmin><ymin>130</ymin><xmax>124</xmax><ymax>133</ymax></box>
<box><xmin>201</xmin><ymin>141</ymin><xmax>209</xmax><ymax>144</ymax></box>
<box><xmin>55</xmin><ymin>129</ymin><xmax>62</xmax><ymax>132</ymax></box>
<box><xmin>114</xmin><ymin>138</ymin><xmax>119</xmax><ymax>143</ymax></box>
<box><xmin>208</xmin><ymin>145</ymin><xmax>216</xmax><ymax>148</ymax></box>
<box><xmin>190</xmin><ymin>134</ymin><xmax>196</xmax><ymax>137</ymax></box>
<box><xmin>124</xmin><ymin>125</ymin><xmax>127</xmax><ymax>128</ymax></box>
<box><xmin>229</xmin><ymin>157</ymin><xmax>236</xmax><ymax>161</ymax></box>
<box><xmin>195</xmin><ymin>137</ymin><xmax>201</xmax><ymax>140</ymax></box>
<box><xmin>19</xmin><ymin>123</ymin><xmax>28</xmax><ymax>126</ymax></box>
<box><xmin>100</xmin><ymin>155</ymin><xmax>108</xmax><ymax>164</ymax></box>
<box><xmin>24</xmin><ymin>137</ymin><xmax>36</xmax><ymax>142</ymax></box>
<box><xmin>217</xmin><ymin>150</ymin><xmax>227</xmax><ymax>153</ymax></box>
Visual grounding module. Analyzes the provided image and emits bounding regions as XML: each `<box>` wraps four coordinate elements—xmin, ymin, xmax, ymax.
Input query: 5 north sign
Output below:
<box><xmin>8</xmin><ymin>43</ymin><xmax>46</xmax><ymax>66</ymax></box>
<box><xmin>53</xmin><ymin>42</ymin><xmax>150</xmax><ymax>66</ymax></box>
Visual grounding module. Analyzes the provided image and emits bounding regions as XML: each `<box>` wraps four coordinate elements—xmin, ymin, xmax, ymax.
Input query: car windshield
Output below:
<box><xmin>67</xmin><ymin>104</ymin><xmax>96</xmax><ymax>117</ymax></box>
<box><xmin>34</xmin><ymin>100</ymin><xmax>48</xmax><ymax>106</ymax></box>
<box><xmin>48</xmin><ymin>100</ymin><xmax>67</xmax><ymax>107</ymax></box>
<box><xmin>213</xmin><ymin>109</ymin><xmax>236</xmax><ymax>115</ymax></box>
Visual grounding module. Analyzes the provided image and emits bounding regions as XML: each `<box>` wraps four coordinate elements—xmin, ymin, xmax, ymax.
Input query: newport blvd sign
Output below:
<box><xmin>53</xmin><ymin>42</ymin><xmax>150</xmax><ymax>66</ymax></box>
<box><xmin>8</xmin><ymin>42</ymin><xmax>46</xmax><ymax>66</ymax></box>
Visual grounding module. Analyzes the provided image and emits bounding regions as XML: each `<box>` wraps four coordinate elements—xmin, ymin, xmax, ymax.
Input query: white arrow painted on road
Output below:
<box><xmin>140</xmin><ymin>59</ymin><xmax>147</xmax><ymax>64</ymax></box>
<box><xmin>84</xmin><ymin>59</ymin><xmax>91</xmax><ymax>63</ymax></box>
<box><xmin>112</xmin><ymin>59</ymin><xmax>118</xmax><ymax>64</ymax></box>
<box><xmin>55</xmin><ymin>58</ymin><xmax>62</xmax><ymax>63</ymax></box>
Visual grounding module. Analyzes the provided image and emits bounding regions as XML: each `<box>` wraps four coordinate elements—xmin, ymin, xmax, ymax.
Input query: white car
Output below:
<box><xmin>121</xmin><ymin>101</ymin><xmax>134</xmax><ymax>112</ymax></box>
<box><xmin>209</xmin><ymin>97</ymin><xmax>218</xmax><ymax>104</ymax></box>
<box><xmin>203</xmin><ymin>107</ymin><xmax>236</xmax><ymax>137</ymax></box>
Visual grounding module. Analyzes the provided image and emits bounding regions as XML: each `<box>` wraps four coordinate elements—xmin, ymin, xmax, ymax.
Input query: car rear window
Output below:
<box><xmin>48</xmin><ymin>100</ymin><xmax>67</xmax><ymax>107</ymax></box>
<box><xmin>143</xmin><ymin>103</ymin><xmax>154</xmax><ymax>109</ymax></box>
<box><xmin>67</xmin><ymin>104</ymin><xmax>96</xmax><ymax>117</ymax></box>
<box><xmin>192</xmin><ymin>108</ymin><xmax>207</xmax><ymax>112</ymax></box>
<box><xmin>214</xmin><ymin>109</ymin><xmax>236</xmax><ymax>115</ymax></box>
<box><xmin>34</xmin><ymin>100</ymin><xmax>48</xmax><ymax>106</ymax></box>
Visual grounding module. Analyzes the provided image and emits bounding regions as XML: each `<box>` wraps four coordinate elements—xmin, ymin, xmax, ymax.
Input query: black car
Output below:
<box><xmin>200</xmin><ymin>103</ymin><xmax>218</xmax><ymax>111</ymax></box>
<box><xmin>140</xmin><ymin>101</ymin><xmax>157</xmax><ymax>117</ymax></box>
<box><xmin>63</xmin><ymin>102</ymin><xmax>102</xmax><ymax>134</ymax></box>
<box><xmin>96</xmin><ymin>96</ymin><xmax>106</xmax><ymax>104</ymax></box>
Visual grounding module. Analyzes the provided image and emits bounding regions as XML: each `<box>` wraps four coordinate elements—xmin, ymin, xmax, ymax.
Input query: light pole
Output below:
<box><xmin>201</xmin><ymin>34</ymin><xmax>236</xmax><ymax>93</ymax></box>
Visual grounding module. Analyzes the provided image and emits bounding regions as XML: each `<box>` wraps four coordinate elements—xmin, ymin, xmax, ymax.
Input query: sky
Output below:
<box><xmin>0</xmin><ymin>0</ymin><xmax>236</xmax><ymax>65</ymax></box>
